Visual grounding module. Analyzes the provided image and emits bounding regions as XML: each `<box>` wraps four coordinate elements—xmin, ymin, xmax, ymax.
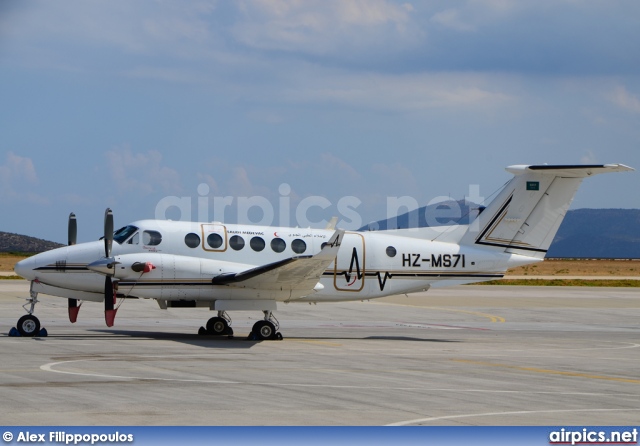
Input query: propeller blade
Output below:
<box><xmin>68</xmin><ymin>213</ymin><xmax>77</xmax><ymax>246</ymax></box>
<box><xmin>67</xmin><ymin>212</ymin><xmax>79</xmax><ymax>321</ymax></box>
<box><xmin>68</xmin><ymin>298</ymin><xmax>79</xmax><ymax>323</ymax></box>
<box><xmin>104</xmin><ymin>208</ymin><xmax>113</xmax><ymax>258</ymax></box>
<box><xmin>104</xmin><ymin>276</ymin><xmax>117</xmax><ymax>327</ymax></box>
<box><xmin>104</xmin><ymin>276</ymin><xmax>114</xmax><ymax>312</ymax></box>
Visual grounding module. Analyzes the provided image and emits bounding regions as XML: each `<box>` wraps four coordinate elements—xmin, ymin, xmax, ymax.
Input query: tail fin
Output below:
<box><xmin>461</xmin><ymin>164</ymin><xmax>633</xmax><ymax>258</ymax></box>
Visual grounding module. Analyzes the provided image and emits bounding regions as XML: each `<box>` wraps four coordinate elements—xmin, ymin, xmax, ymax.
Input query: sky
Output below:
<box><xmin>1</xmin><ymin>0</ymin><xmax>639</xmax><ymax>244</ymax></box>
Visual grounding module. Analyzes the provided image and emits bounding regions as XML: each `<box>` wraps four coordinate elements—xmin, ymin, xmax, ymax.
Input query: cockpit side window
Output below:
<box><xmin>113</xmin><ymin>225</ymin><xmax>139</xmax><ymax>244</ymax></box>
<box><xmin>143</xmin><ymin>230</ymin><xmax>162</xmax><ymax>246</ymax></box>
<box><xmin>127</xmin><ymin>232</ymin><xmax>139</xmax><ymax>245</ymax></box>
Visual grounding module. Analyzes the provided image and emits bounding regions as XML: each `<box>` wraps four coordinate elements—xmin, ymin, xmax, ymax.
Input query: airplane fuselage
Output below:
<box><xmin>18</xmin><ymin>219</ymin><xmax>536</xmax><ymax>304</ymax></box>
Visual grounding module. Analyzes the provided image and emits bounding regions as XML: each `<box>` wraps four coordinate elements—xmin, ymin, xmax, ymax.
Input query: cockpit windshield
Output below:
<box><xmin>113</xmin><ymin>225</ymin><xmax>138</xmax><ymax>244</ymax></box>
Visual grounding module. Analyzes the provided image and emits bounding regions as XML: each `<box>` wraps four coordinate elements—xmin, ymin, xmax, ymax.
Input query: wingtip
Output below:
<box><xmin>604</xmin><ymin>163</ymin><xmax>634</xmax><ymax>172</ymax></box>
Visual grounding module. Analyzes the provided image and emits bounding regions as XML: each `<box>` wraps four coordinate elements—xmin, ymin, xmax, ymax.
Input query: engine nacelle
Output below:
<box><xmin>108</xmin><ymin>253</ymin><xmax>252</xmax><ymax>281</ymax></box>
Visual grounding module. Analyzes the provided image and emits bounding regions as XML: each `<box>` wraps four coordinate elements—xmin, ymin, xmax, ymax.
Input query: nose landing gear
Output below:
<box><xmin>10</xmin><ymin>283</ymin><xmax>47</xmax><ymax>337</ymax></box>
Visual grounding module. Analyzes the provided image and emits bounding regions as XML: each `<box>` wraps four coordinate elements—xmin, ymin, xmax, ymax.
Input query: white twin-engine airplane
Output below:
<box><xmin>13</xmin><ymin>163</ymin><xmax>633</xmax><ymax>340</ymax></box>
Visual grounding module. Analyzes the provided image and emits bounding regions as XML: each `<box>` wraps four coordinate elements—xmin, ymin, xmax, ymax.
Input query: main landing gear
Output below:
<box><xmin>11</xmin><ymin>286</ymin><xmax>46</xmax><ymax>337</ymax></box>
<box><xmin>249</xmin><ymin>311</ymin><xmax>283</xmax><ymax>341</ymax></box>
<box><xmin>199</xmin><ymin>311</ymin><xmax>234</xmax><ymax>337</ymax></box>
<box><xmin>197</xmin><ymin>310</ymin><xmax>283</xmax><ymax>341</ymax></box>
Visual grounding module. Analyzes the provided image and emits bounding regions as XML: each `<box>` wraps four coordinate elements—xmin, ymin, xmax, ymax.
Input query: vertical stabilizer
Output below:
<box><xmin>460</xmin><ymin>164</ymin><xmax>633</xmax><ymax>258</ymax></box>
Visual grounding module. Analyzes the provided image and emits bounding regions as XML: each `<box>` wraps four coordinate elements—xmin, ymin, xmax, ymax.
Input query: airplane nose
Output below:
<box><xmin>14</xmin><ymin>256</ymin><xmax>35</xmax><ymax>280</ymax></box>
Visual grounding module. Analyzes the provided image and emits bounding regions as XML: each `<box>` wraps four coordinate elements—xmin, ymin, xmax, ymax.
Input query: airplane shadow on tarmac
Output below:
<box><xmin>22</xmin><ymin>330</ymin><xmax>462</xmax><ymax>349</ymax></box>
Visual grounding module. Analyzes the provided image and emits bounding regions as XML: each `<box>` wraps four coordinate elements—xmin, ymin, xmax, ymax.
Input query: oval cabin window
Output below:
<box><xmin>229</xmin><ymin>235</ymin><xmax>245</xmax><ymax>251</ymax></box>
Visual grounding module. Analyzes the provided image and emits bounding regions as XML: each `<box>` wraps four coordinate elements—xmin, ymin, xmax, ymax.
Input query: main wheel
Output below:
<box><xmin>206</xmin><ymin>317</ymin><xmax>229</xmax><ymax>335</ymax></box>
<box><xmin>252</xmin><ymin>320</ymin><xmax>276</xmax><ymax>340</ymax></box>
<box><xmin>17</xmin><ymin>315</ymin><xmax>41</xmax><ymax>337</ymax></box>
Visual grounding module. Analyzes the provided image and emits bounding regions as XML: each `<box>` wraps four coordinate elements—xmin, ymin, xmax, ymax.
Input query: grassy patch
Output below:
<box><xmin>0</xmin><ymin>275</ymin><xmax>25</xmax><ymax>280</ymax></box>
<box><xmin>0</xmin><ymin>252</ymin><xmax>36</xmax><ymax>257</ymax></box>
<box><xmin>507</xmin><ymin>259</ymin><xmax>640</xmax><ymax>277</ymax></box>
<box><xmin>0</xmin><ymin>253</ymin><xmax>29</xmax><ymax>272</ymax></box>
<box><xmin>473</xmin><ymin>279</ymin><xmax>640</xmax><ymax>287</ymax></box>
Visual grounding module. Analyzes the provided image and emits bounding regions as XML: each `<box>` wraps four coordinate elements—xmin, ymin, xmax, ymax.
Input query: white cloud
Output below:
<box><xmin>233</xmin><ymin>0</ymin><xmax>419</xmax><ymax>54</ymax></box>
<box><xmin>431</xmin><ymin>9</ymin><xmax>475</xmax><ymax>32</ymax></box>
<box><xmin>372</xmin><ymin>162</ymin><xmax>419</xmax><ymax>193</ymax></box>
<box><xmin>106</xmin><ymin>146</ymin><xmax>182</xmax><ymax>195</ymax></box>
<box><xmin>196</xmin><ymin>173</ymin><xmax>220</xmax><ymax>195</ymax></box>
<box><xmin>468</xmin><ymin>0</ymin><xmax>517</xmax><ymax>15</ymax></box>
<box><xmin>430</xmin><ymin>0</ymin><xmax>529</xmax><ymax>34</ymax></box>
<box><xmin>609</xmin><ymin>86</ymin><xmax>640</xmax><ymax>113</ymax></box>
<box><xmin>276</xmin><ymin>70</ymin><xmax>515</xmax><ymax>111</ymax></box>
<box><xmin>319</xmin><ymin>152</ymin><xmax>361</xmax><ymax>181</ymax></box>
<box><xmin>1</xmin><ymin>1</ymin><xmax>221</xmax><ymax>69</ymax></box>
<box><xmin>5</xmin><ymin>152</ymin><xmax>38</xmax><ymax>184</ymax></box>
<box><xmin>227</xmin><ymin>166</ymin><xmax>255</xmax><ymax>197</ymax></box>
<box><xmin>0</xmin><ymin>152</ymin><xmax>48</xmax><ymax>204</ymax></box>
<box><xmin>580</xmin><ymin>149</ymin><xmax>598</xmax><ymax>164</ymax></box>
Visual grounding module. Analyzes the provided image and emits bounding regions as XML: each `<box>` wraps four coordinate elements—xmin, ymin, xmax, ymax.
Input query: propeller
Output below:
<box><xmin>68</xmin><ymin>213</ymin><xmax>79</xmax><ymax>323</ymax></box>
<box><xmin>80</xmin><ymin>208</ymin><xmax>118</xmax><ymax>326</ymax></box>
<box><xmin>103</xmin><ymin>208</ymin><xmax>117</xmax><ymax>327</ymax></box>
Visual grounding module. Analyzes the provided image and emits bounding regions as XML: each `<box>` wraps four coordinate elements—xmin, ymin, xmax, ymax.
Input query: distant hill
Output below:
<box><xmin>0</xmin><ymin>231</ymin><xmax>64</xmax><ymax>253</ymax></box>
<box><xmin>546</xmin><ymin>209</ymin><xmax>640</xmax><ymax>258</ymax></box>
<box><xmin>361</xmin><ymin>207</ymin><xmax>640</xmax><ymax>259</ymax></box>
<box><xmin>360</xmin><ymin>199</ymin><xmax>481</xmax><ymax>231</ymax></box>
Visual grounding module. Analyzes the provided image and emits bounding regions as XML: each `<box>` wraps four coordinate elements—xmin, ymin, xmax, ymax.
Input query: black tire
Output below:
<box><xmin>206</xmin><ymin>317</ymin><xmax>228</xmax><ymax>335</ymax></box>
<box><xmin>17</xmin><ymin>315</ymin><xmax>40</xmax><ymax>337</ymax></box>
<box><xmin>252</xmin><ymin>320</ymin><xmax>275</xmax><ymax>340</ymax></box>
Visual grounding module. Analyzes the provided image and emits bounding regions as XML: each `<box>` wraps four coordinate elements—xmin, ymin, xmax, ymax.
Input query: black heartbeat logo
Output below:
<box><xmin>335</xmin><ymin>247</ymin><xmax>363</xmax><ymax>286</ymax></box>
<box><xmin>335</xmin><ymin>247</ymin><xmax>394</xmax><ymax>291</ymax></box>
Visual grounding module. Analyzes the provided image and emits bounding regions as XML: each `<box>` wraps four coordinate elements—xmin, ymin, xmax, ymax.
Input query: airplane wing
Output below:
<box><xmin>211</xmin><ymin>229</ymin><xmax>344</xmax><ymax>293</ymax></box>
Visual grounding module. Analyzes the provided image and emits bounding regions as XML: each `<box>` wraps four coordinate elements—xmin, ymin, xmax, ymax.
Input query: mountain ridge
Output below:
<box><xmin>0</xmin><ymin>231</ymin><xmax>64</xmax><ymax>253</ymax></box>
<box><xmin>361</xmin><ymin>207</ymin><xmax>640</xmax><ymax>259</ymax></box>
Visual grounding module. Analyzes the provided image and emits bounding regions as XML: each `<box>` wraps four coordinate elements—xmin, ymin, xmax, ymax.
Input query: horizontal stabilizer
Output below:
<box><xmin>506</xmin><ymin>164</ymin><xmax>634</xmax><ymax>177</ymax></box>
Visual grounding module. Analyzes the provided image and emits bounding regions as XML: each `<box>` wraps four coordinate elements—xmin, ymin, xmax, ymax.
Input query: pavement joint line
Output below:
<box><xmin>370</xmin><ymin>302</ymin><xmax>506</xmax><ymax>323</ymax></box>
<box><xmin>425</xmin><ymin>307</ymin><xmax>506</xmax><ymax>323</ymax></box>
<box><xmin>286</xmin><ymin>339</ymin><xmax>342</xmax><ymax>347</ymax></box>
<box><xmin>387</xmin><ymin>408</ymin><xmax>640</xmax><ymax>426</ymax></box>
<box><xmin>38</xmin><ymin>357</ymin><xmax>640</xmax><ymax>393</ymax></box>
<box><xmin>452</xmin><ymin>359</ymin><xmax>640</xmax><ymax>384</ymax></box>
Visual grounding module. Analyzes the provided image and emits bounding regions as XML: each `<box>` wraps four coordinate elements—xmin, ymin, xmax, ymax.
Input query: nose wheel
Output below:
<box><xmin>10</xmin><ymin>284</ymin><xmax>47</xmax><ymax>337</ymax></box>
<box><xmin>16</xmin><ymin>314</ymin><xmax>41</xmax><ymax>337</ymax></box>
